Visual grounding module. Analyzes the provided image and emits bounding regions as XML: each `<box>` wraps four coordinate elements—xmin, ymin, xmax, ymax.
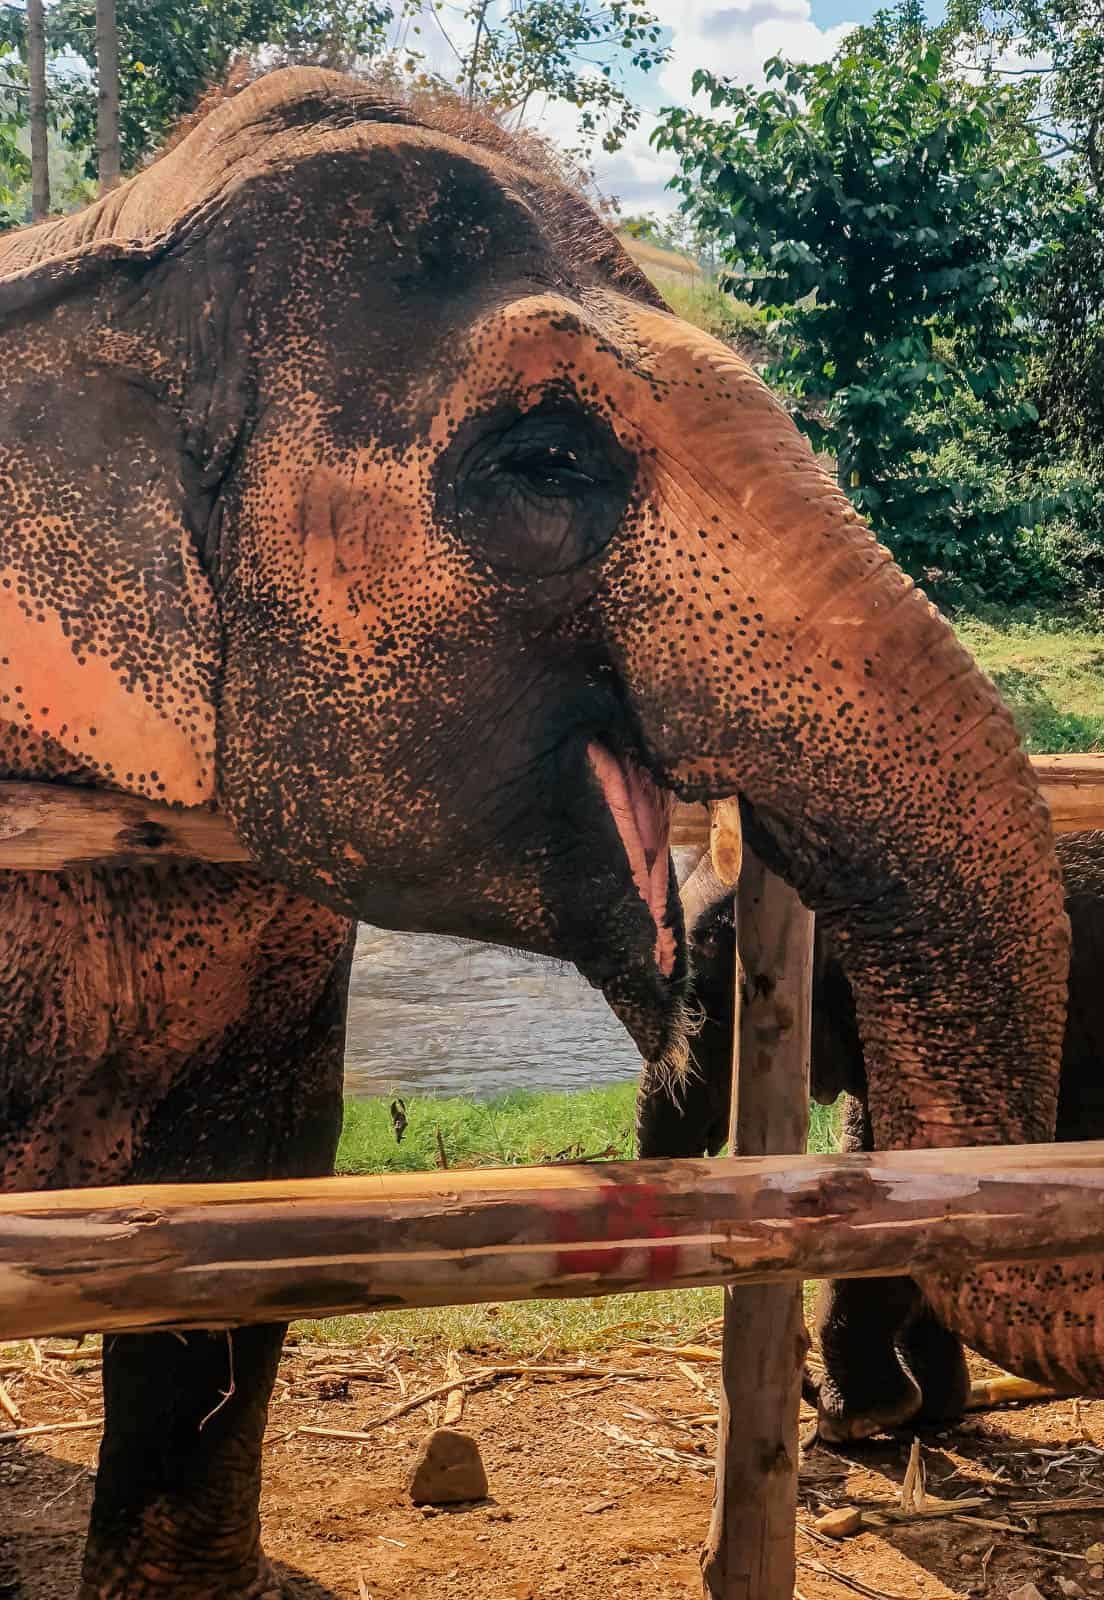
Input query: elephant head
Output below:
<box><xmin>0</xmin><ymin>75</ymin><xmax>1068</xmax><ymax>1189</ymax></box>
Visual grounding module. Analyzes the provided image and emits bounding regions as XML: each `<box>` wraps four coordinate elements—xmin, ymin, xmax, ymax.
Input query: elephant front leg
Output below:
<box><xmin>80</xmin><ymin>1325</ymin><xmax>286</xmax><ymax>1600</ymax></box>
<box><xmin>811</xmin><ymin>1092</ymin><xmax>924</xmax><ymax>1441</ymax></box>
<box><xmin>813</xmin><ymin>1276</ymin><xmax>925</xmax><ymax>1442</ymax></box>
<box><xmin>895</xmin><ymin>1303</ymin><xmax>970</xmax><ymax>1423</ymax></box>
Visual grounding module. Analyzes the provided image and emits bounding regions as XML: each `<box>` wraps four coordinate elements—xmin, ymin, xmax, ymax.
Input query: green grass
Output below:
<box><xmin>954</xmin><ymin>611</ymin><xmax>1104</xmax><ymax>753</ymax></box>
<box><xmin>311</xmin><ymin>1087</ymin><xmax>840</xmax><ymax>1354</ymax></box>
<box><xmin>336</xmin><ymin>1083</ymin><xmax>637</xmax><ymax>1174</ymax></box>
<box><xmin>336</xmin><ymin>1084</ymin><xmax>841</xmax><ymax>1176</ymax></box>
<box><xmin>661</xmin><ymin>279</ymin><xmax>774</xmax><ymax>355</ymax></box>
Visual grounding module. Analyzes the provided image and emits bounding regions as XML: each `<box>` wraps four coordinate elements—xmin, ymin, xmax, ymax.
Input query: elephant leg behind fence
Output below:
<box><xmin>78</xmin><ymin>928</ymin><xmax>353</xmax><ymax>1600</ymax></box>
<box><xmin>811</xmin><ymin>1093</ymin><xmax>969</xmax><ymax>1439</ymax></box>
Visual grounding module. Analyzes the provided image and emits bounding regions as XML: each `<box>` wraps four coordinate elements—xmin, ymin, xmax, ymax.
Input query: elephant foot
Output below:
<box><xmin>234</xmin><ymin>1557</ymin><xmax>286</xmax><ymax>1600</ymax></box>
<box><xmin>79</xmin><ymin>1552</ymin><xmax>284</xmax><ymax>1600</ymax></box>
<box><xmin>807</xmin><ymin>1360</ymin><xmax>923</xmax><ymax>1444</ymax></box>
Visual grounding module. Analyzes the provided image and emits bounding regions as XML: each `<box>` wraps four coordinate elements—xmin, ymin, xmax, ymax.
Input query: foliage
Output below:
<box><xmin>1029</xmin><ymin>194</ymin><xmax>1104</xmax><ymax>477</ymax></box>
<box><xmin>617</xmin><ymin>206</ymin><xmax>711</xmax><ymax>259</ymax></box>
<box><xmin>1</xmin><ymin>0</ymin><xmax>395</xmax><ymax>177</ymax></box>
<box><xmin>0</xmin><ymin>0</ymin><xmax>664</xmax><ymax>190</ymax></box>
<box><xmin>944</xmin><ymin>0</ymin><xmax>1104</xmax><ymax>185</ymax></box>
<box><xmin>653</xmin><ymin>9</ymin><xmax>1082</xmax><ymax>595</ymax></box>
<box><xmin>0</xmin><ymin>46</ymin><xmax>29</xmax><ymax>225</ymax></box>
<box><xmin>437</xmin><ymin>0</ymin><xmax>668</xmax><ymax>155</ymax></box>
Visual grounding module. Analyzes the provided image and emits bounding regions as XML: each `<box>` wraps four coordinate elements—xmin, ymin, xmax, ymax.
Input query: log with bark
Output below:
<box><xmin>702</xmin><ymin>854</ymin><xmax>813</xmax><ymax>1600</ymax></box>
<box><xmin>3</xmin><ymin>1142</ymin><xmax>1104</xmax><ymax>1341</ymax></box>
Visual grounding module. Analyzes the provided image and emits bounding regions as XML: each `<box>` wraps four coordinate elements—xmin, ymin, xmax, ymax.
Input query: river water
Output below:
<box><xmin>344</xmin><ymin>925</ymin><xmax>641</xmax><ymax>1100</ymax></box>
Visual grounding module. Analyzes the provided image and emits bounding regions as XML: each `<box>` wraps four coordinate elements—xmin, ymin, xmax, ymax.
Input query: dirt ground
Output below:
<box><xmin>3</xmin><ymin>1332</ymin><xmax>1104</xmax><ymax>1600</ymax></box>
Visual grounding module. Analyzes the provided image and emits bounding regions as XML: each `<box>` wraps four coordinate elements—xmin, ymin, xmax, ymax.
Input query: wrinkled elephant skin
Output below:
<box><xmin>0</xmin><ymin>68</ymin><xmax>1071</xmax><ymax>1596</ymax></box>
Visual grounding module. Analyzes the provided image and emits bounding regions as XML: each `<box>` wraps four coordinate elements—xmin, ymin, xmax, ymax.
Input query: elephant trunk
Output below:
<box><xmin>602</xmin><ymin>308</ymin><xmax>1092</xmax><ymax>1391</ymax></box>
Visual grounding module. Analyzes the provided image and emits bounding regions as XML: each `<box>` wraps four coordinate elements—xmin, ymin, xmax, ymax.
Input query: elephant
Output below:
<box><xmin>0</xmin><ymin>63</ymin><xmax>1080</xmax><ymax>1598</ymax></box>
<box><xmin>639</xmin><ymin>829</ymin><xmax>1104</xmax><ymax>1437</ymax></box>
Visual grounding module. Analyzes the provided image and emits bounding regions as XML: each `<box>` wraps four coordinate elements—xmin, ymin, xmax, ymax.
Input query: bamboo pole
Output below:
<box><xmin>0</xmin><ymin>756</ymin><xmax>1099</xmax><ymax>874</ymax></box>
<box><xmin>4</xmin><ymin>1142</ymin><xmax>1104</xmax><ymax>1341</ymax></box>
<box><xmin>702</xmin><ymin>854</ymin><xmax>813</xmax><ymax>1600</ymax></box>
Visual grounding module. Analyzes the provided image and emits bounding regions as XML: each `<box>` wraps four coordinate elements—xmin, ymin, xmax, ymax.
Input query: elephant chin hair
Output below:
<box><xmin>645</xmin><ymin>994</ymin><xmax>705</xmax><ymax>1098</ymax></box>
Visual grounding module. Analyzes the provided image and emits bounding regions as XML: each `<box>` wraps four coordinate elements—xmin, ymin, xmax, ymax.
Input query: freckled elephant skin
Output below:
<box><xmin>649</xmin><ymin>830</ymin><xmax>1104</xmax><ymax>1427</ymax></box>
<box><xmin>0</xmin><ymin>66</ymin><xmax>1070</xmax><ymax>1594</ymax></box>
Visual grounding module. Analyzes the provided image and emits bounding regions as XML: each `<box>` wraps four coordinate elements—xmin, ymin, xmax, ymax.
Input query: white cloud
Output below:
<box><xmin>393</xmin><ymin>0</ymin><xmax>862</xmax><ymax>215</ymax></box>
<box><xmin>655</xmin><ymin>0</ymin><xmax>857</xmax><ymax>106</ymax></box>
<box><xmin>539</xmin><ymin>0</ymin><xmax>862</xmax><ymax>214</ymax></box>
<box><xmin>596</xmin><ymin>118</ymin><xmax>683</xmax><ymax>215</ymax></box>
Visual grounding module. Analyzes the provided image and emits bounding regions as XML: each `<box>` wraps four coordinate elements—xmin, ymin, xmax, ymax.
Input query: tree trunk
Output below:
<box><xmin>96</xmin><ymin>0</ymin><xmax>120</xmax><ymax>194</ymax></box>
<box><xmin>26</xmin><ymin>0</ymin><xmax>49</xmax><ymax>221</ymax></box>
<box><xmin>464</xmin><ymin>0</ymin><xmax>492</xmax><ymax>103</ymax></box>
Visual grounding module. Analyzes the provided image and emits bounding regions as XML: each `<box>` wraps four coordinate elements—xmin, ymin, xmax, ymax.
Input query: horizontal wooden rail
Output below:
<box><xmin>672</xmin><ymin>754</ymin><xmax>1104</xmax><ymax>847</ymax></box>
<box><xmin>0</xmin><ymin>782</ymin><xmax>251</xmax><ymax>870</ymax></box>
<box><xmin>3</xmin><ymin>756</ymin><xmax>1101</xmax><ymax>872</ymax></box>
<box><xmin>3</xmin><ymin>1142</ymin><xmax>1104</xmax><ymax>1340</ymax></box>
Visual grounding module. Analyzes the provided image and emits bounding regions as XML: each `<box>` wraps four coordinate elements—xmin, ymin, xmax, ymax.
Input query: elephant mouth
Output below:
<box><xmin>587</xmin><ymin>742</ymin><xmax>675</xmax><ymax>977</ymax></box>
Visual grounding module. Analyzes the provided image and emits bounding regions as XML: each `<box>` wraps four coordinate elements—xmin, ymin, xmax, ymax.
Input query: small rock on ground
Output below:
<box><xmin>409</xmin><ymin>1428</ymin><xmax>489</xmax><ymax>1506</ymax></box>
<box><xmin>811</xmin><ymin>1507</ymin><xmax>862</xmax><ymax>1539</ymax></box>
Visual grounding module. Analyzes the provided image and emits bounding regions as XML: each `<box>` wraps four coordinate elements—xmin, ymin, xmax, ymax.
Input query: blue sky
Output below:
<box><xmin>525</xmin><ymin>0</ymin><xmax>939</xmax><ymax>213</ymax></box>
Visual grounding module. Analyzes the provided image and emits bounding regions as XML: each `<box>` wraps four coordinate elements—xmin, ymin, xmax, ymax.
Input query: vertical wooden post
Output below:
<box><xmin>702</xmin><ymin>850</ymin><xmax>813</xmax><ymax>1600</ymax></box>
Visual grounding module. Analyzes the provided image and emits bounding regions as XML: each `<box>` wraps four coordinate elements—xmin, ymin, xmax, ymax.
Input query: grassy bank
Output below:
<box><xmin>336</xmin><ymin>1082</ymin><xmax>840</xmax><ymax>1176</ymax></box>
<box><xmin>316</xmin><ymin>1085</ymin><xmax>839</xmax><ymax>1353</ymax></box>
<box><xmin>957</xmin><ymin>611</ymin><xmax>1104</xmax><ymax>753</ymax></box>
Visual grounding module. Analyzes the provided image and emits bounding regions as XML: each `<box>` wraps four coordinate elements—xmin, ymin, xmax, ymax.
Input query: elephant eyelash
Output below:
<box><xmin>506</xmin><ymin>452</ymin><xmax>598</xmax><ymax>497</ymax></box>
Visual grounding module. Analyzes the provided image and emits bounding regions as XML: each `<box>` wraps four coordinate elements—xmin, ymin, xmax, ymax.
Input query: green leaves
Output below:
<box><xmin>450</xmin><ymin>0</ymin><xmax>667</xmax><ymax>157</ymax></box>
<box><xmin>653</xmin><ymin>2</ymin><xmax>1075</xmax><ymax>601</ymax></box>
<box><xmin>0</xmin><ymin>41</ymin><xmax>27</xmax><ymax>228</ymax></box>
<box><xmin>26</xmin><ymin>0</ymin><xmax>397</xmax><ymax>177</ymax></box>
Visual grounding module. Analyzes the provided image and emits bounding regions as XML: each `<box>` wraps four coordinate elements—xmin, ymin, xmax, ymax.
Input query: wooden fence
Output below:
<box><xmin>2</xmin><ymin>754</ymin><xmax>1104</xmax><ymax>1597</ymax></box>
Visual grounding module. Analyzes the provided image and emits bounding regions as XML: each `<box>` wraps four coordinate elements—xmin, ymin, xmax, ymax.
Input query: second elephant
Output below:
<box><xmin>637</xmin><ymin>829</ymin><xmax>1104</xmax><ymax>1436</ymax></box>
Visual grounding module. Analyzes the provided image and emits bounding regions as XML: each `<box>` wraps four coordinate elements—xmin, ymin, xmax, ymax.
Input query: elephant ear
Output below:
<box><xmin>0</xmin><ymin>239</ymin><xmax>222</xmax><ymax>805</ymax></box>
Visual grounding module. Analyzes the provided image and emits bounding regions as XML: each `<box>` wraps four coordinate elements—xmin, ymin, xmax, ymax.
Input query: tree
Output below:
<box><xmin>1032</xmin><ymin>192</ymin><xmax>1104</xmax><ymax>468</ymax></box>
<box><xmin>39</xmin><ymin>0</ymin><xmax>395</xmax><ymax>176</ymax></box>
<box><xmin>421</xmin><ymin>0</ymin><xmax>667</xmax><ymax>153</ymax></box>
<box><xmin>653</xmin><ymin>13</ymin><xmax>1073</xmax><ymax>589</ymax></box>
<box><xmin>943</xmin><ymin>0</ymin><xmax>1104</xmax><ymax>485</ymax></box>
<box><xmin>0</xmin><ymin>54</ymin><xmax>29</xmax><ymax>228</ymax></box>
<box><xmin>620</xmin><ymin>209</ymin><xmax>694</xmax><ymax>255</ymax></box>
<box><xmin>945</xmin><ymin>0</ymin><xmax>1104</xmax><ymax>187</ymax></box>
<box><xmin>95</xmin><ymin>0</ymin><xmax>118</xmax><ymax>192</ymax></box>
<box><xmin>0</xmin><ymin>0</ymin><xmax>664</xmax><ymax>192</ymax></box>
<box><xmin>25</xmin><ymin>0</ymin><xmax>46</xmax><ymax>215</ymax></box>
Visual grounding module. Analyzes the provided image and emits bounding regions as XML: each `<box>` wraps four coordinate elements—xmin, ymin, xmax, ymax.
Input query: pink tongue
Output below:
<box><xmin>587</xmin><ymin>744</ymin><xmax>676</xmax><ymax>977</ymax></box>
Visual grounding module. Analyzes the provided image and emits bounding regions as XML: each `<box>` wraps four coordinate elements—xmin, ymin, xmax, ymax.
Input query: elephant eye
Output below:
<box><xmin>445</xmin><ymin>406</ymin><xmax>635</xmax><ymax>578</ymax></box>
<box><xmin>504</xmin><ymin>442</ymin><xmax>596</xmax><ymax>497</ymax></box>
